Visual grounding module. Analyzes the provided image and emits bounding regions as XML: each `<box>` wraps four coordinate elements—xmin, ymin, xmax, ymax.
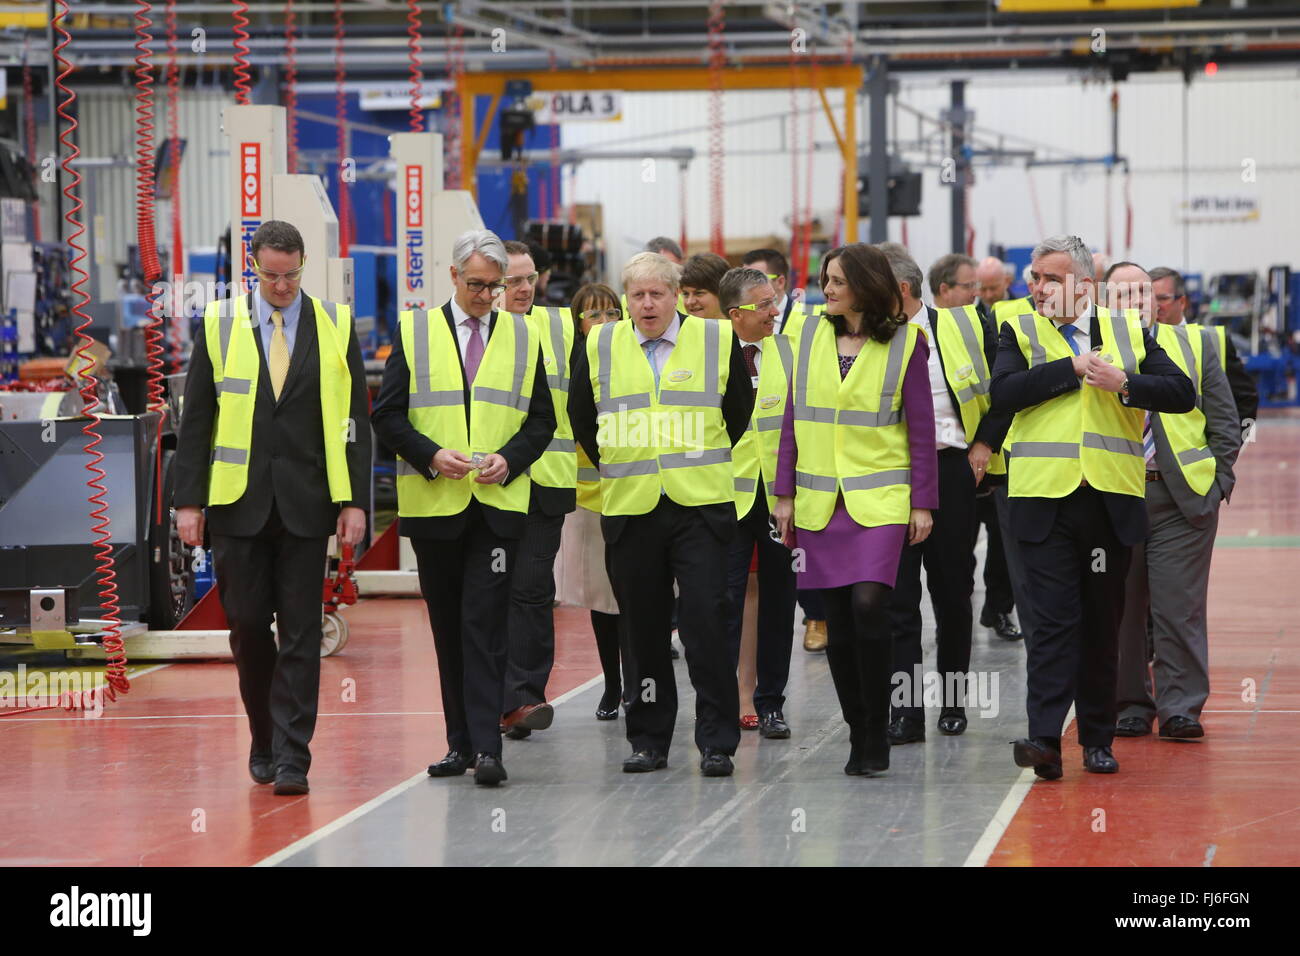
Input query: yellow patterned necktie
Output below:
<box><xmin>268</xmin><ymin>308</ymin><xmax>289</xmax><ymax>399</ymax></box>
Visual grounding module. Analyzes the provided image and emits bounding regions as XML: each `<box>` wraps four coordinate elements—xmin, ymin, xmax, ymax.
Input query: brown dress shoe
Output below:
<box><xmin>803</xmin><ymin>619</ymin><xmax>828</xmax><ymax>652</ymax></box>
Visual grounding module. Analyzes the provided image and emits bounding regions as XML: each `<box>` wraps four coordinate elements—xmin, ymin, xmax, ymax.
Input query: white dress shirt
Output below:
<box><xmin>909</xmin><ymin>303</ymin><xmax>967</xmax><ymax>450</ymax></box>
<box><xmin>449</xmin><ymin>297</ymin><xmax>493</xmax><ymax>366</ymax></box>
<box><xmin>635</xmin><ymin>312</ymin><xmax>682</xmax><ymax>387</ymax></box>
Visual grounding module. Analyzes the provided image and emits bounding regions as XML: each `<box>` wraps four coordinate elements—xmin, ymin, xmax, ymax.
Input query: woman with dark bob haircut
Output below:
<box><xmin>772</xmin><ymin>243</ymin><xmax>938</xmax><ymax>776</ymax></box>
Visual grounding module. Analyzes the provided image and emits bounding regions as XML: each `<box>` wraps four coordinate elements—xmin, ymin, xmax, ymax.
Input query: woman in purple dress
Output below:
<box><xmin>772</xmin><ymin>243</ymin><xmax>939</xmax><ymax>776</ymax></box>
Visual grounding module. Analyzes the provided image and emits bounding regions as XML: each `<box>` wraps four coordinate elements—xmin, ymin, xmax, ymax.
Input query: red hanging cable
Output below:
<box><xmin>231</xmin><ymin>0</ymin><xmax>251</xmax><ymax>106</ymax></box>
<box><xmin>10</xmin><ymin>0</ymin><xmax>132</xmax><ymax>717</ymax></box>
<box><xmin>407</xmin><ymin>0</ymin><xmax>423</xmax><ymax>133</ymax></box>
<box><xmin>165</xmin><ymin>0</ymin><xmax>184</xmax><ymax>373</ymax></box>
<box><xmin>334</xmin><ymin>0</ymin><xmax>350</xmax><ymax>257</ymax></box>
<box><xmin>285</xmin><ymin>0</ymin><xmax>299</xmax><ymax>172</ymax></box>
<box><xmin>22</xmin><ymin>41</ymin><xmax>40</xmax><ymax>242</ymax></box>
<box><xmin>706</xmin><ymin>0</ymin><xmax>726</xmax><ymax>256</ymax></box>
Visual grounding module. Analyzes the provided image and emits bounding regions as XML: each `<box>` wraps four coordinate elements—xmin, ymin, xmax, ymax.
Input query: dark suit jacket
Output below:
<box><xmin>1220</xmin><ymin>332</ymin><xmax>1260</xmax><ymax>426</ymax></box>
<box><xmin>370</xmin><ymin>302</ymin><xmax>556</xmax><ymax>541</ymax></box>
<box><xmin>990</xmin><ymin>310</ymin><xmax>1196</xmax><ymax>546</ymax></box>
<box><xmin>568</xmin><ymin>313</ymin><xmax>755</xmax><ymax>544</ymax></box>
<box><xmin>526</xmin><ymin>334</ymin><xmax>585</xmax><ymax>518</ymax></box>
<box><xmin>925</xmin><ymin>305</ymin><xmax>1013</xmax><ymax>456</ymax></box>
<box><xmin>174</xmin><ymin>292</ymin><xmax>373</xmax><ymax>538</ymax></box>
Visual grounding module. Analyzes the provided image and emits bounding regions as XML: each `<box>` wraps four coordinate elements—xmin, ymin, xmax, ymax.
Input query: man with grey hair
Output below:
<box><xmin>992</xmin><ymin>234</ymin><xmax>1195</xmax><ymax>780</ymax></box>
<box><xmin>644</xmin><ymin>236</ymin><xmax>684</xmax><ymax>265</ymax></box>
<box><xmin>372</xmin><ymin>228</ymin><xmax>557</xmax><ymax>787</ymax></box>
<box><xmin>569</xmin><ymin>251</ymin><xmax>754</xmax><ymax>776</ymax></box>
<box><xmin>875</xmin><ymin>242</ymin><xmax>1011</xmax><ymax>744</ymax></box>
<box><xmin>929</xmin><ymin>253</ymin><xmax>979</xmax><ymax>310</ymax></box>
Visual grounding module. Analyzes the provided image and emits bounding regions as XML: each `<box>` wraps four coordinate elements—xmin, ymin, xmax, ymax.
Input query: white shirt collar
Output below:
<box><xmin>635</xmin><ymin>312</ymin><xmax>682</xmax><ymax>348</ymax></box>
<box><xmin>1051</xmin><ymin>301</ymin><xmax>1092</xmax><ymax>337</ymax></box>
<box><xmin>907</xmin><ymin>301</ymin><xmax>929</xmax><ymax>329</ymax></box>
<box><xmin>450</xmin><ymin>297</ymin><xmax>491</xmax><ymax>328</ymax></box>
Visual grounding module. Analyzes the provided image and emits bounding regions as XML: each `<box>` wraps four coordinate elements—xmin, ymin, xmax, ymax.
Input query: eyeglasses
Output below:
<box><xmin>764</xmin><ymin>273</ymin><xmax>781</xmax><ymax>281</ymax></box>
<box><xmin>249</xmin><ymin>256</ymin><xmax>306</xmax><ymax>284</ymax></box>
<box><xmin>953</xmin><ymin>281</ymin><xmax>978</xmax><ymax>290</ymax></box>
<box><xmin>464</xmin><ymin>279</ymin><xmax>508</xmax><ymax>295</ymax></box>
<box><xmin>738</xmin><ymin>297</ymin><xmax>778</xmax><ymax>313</ymax></box>
<box><xmin>580</xmin><ymin>308</ymin><xmax>622</xmax><ymax>322</ymax></box>
<box><xmin>505</xmin><ymin>272</ymin><xmax>540</xmax><ymax>288</ymax></box>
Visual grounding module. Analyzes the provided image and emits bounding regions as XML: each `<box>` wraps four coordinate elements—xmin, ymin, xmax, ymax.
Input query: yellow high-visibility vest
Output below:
<box><xmin>204</xmin><ymin>294</ymin><xmax>353</xmax><ymax>506</ymax></box>
<box><xmin>1154</xmin><ymin>322</ymin><xmax>1216</xmax><ymax>495</ymax></box>
<box><xmin>732</xmin><ymin>333</ymin><xmax>794</xmax><ymax>518</ymax></box>
<box><xmin>526</xmin><ymin>304</ymin><xmax>576</xmax><ymax>490</ymax></box>
<box><xmin>588</xmin><ymin>316</ymin><xmax>734</xmax><ymax>516</ymax></box>
<box><xmin>396</xmin><ymin>308</ymin><xmax>538</xmax><ymax>516</ymax></box>
<box><xmin>927</xmin><ymin>304</ymin><xmax>1006</xmax><ymax>476</ymax></box>
<box><xmin>789</xmin><ymin>315</ymin><xmax>920</xmax><ymax>531</ymax></box>
<box><xmin>1006</xmin><ymin>306</ymin><xmax>1147</xmax><ymax>499</ymax></box>
<box><xmin>994</xmin><ymin>296</ymin><xmax>1035</xmax><ymax>328</ymax></box>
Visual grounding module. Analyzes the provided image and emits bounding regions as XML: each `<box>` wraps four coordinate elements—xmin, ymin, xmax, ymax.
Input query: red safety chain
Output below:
<box><xmin>285</xmin><ymin>0</ymin><xmax>299</xmax><ymax>172</ymax></box>
<box><xmin>334</xmin><ymin>0</ymin><xmax>351</xmax><ymax>256</ymax></box>
<box><xmin>22</xmin><ymin>40</ymin><xmax>40</xmax><ymax>242</ymax></box>
<box><xmin>706</xmin><ymin>1</ymin><xmax>726</xmax><ymax>256</ymax></box>
<box><xmin>231</xmin><ymin>0</ymin><xmax>251</xmax><ymax>106</ymax></box>
<box><xmin>407</xmin><ymin>0</ymin><xmax>424</xmax><ymax>133</ymax></box>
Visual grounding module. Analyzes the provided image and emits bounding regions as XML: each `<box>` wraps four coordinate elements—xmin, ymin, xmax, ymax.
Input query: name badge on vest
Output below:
<box><xmin>668</xmin><ymin>369</ymin><xmax>692</xmax><ymax>383</ymax></box>
<box><xmin>759</xmin><ymin>394</ymin><xmax>781</xmax><ymax>409</ymax></box>
<box><xmin>955</xmin><ymin>364</ymin><xmax>974</xmax><ymax>380</ymax></box>
<box><xmin>751</xmin><ymin>375</ymin><xmax>760</xmax><ymax>389</ymax></box>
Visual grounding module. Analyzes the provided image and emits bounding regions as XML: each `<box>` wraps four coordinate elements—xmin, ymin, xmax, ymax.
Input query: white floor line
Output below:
<box><xmin>253</xmin><ymin>672</ymin><xmax>606</xmax><ymax>867</ymax></box>
<box><xmin>962</xmin><ymin>704</ymin><xmax>1076</xmax><ymax>868</ymax></box>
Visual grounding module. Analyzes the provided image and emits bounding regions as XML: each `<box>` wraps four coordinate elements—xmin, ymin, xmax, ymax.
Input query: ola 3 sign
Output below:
<box><xmin>530</xmin><ymin>91</ymin><xmax>623</xmax><ymax>124</ymax></box>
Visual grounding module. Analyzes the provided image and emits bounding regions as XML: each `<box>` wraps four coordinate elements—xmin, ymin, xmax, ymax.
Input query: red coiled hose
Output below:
<box><xmin>407</xmin><ymin>0</ymin><xmax>423</xmax><ymax>133</ymax></box>
<box><xmin>41</xmin><ymin>0</ymin><xmax>129</xmax><ymax>714</ymax></box>
<box><xmin>285</xmin><ymin>0</ymin><xmax>299</xmax><ymax>172</ymax></box>
<box><xmin>231</xmin><ymin>0</ymin><xmax>252</xmax><ymax>106</ymax></box>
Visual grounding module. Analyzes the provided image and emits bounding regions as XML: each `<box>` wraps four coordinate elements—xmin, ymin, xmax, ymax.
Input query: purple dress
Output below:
<box><xmin>774</xmin><ymin>336</ymin><xmax>939</xmax><ymax>589</ymax></box>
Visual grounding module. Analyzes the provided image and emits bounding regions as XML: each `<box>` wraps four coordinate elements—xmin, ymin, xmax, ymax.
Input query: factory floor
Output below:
<box><xmin>1</xmin><ymin>411</ymin><xmax>1297</xmax><ymax>867</ymax></box>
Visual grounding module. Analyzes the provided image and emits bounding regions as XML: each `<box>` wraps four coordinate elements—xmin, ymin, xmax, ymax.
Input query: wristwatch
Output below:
<box><xmin>1120</xmin><ymin>377</ymin><xmax>1131</xmax><ymax>400</ymax></box>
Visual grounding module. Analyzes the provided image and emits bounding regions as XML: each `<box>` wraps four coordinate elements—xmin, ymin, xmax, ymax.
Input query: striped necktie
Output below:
<box><xmin>268</xmin><ymin>308</ymin><xmax>289</xmax><ymax>399</ymax></box>
<box><xmin>643</xmin><ymin>338</ymin><xmax>663</xmax><ymax>390</ymax></box>
<box><xmin>1143</xmin><ymin>412</ymin><xmax>1157</xmax><ymax>467</ymax></box>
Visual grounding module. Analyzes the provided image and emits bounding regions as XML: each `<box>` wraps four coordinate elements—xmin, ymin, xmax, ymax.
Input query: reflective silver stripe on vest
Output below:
<box><xmin>577</xmin><ymin>466</ymin><xmax>600</xmax><ymax>483</ymax></box>
<box><xmin>217</xmin><ymin>377</ymin><xmax>251</xmax><ymax>395</ymax></box>
<box><xmin>546</xmin><ymin>437</ymin><xmax>576</xmax><ymax>454</ymax></box>
<box><xmin>792</xmin><ymin>315</ymin><xmax>835</xmax><ymax>423</ymax></box>
<box><xmin>795</xmin><ymin>471</ymin><xmax>837</xmax><ymax>492</ymax></box>
<box><xmin>1177</xmin><ymin>446</ymin><xmax>1213</xmax><ymax>466</ymax></box>
<box><xmin>793</xmin><ymin>405</ymin><xmax>836</xmax><ymax>423</ymax></box>
<box><xmin>659</xmin><ymin>318</ymin><xmax>722</xmax><ymax>408</ymax></box>
<box><xmin>1169</xmin><ymin>324</ymin><xmax>1202</xmax><ymax>410</ymax></box>
<box><xmin>596</xmin><ymin>320</ymin><xmax>653</xmax><ymax>414</ymax></box>
<box><xmin>320</xmin><ymin>300</ymin><xmax>339</xmax><ymax>329</ymax></box>
<box><xmin>773</xmin><ymin>333</ymin><xmax>794</xmax><ymax>375</ymax></box>
<box><xmin>1012</xmin><ymin>441</ymin><xmax>1079</xmax><ymax>459</ymax></box>
<box><xmin>1018</xmin><ymin>315</ymin><xmax>1046</xmax><ymax>368</ymax></box>
<box><xmin>878</xmin><ymin>323</ymin><xmax>909</xmax><ymax>410</ymax></box>
<box><xmin>756</xmin><ymin>416</ymin><xmax>784</xmax><ymax>431</ymax></box>
<box><xmin>396</xmin><ymin>458</ymin><xmax>421</xmax><ymax>477</ymax></box>
<box><xmin>410</xmin><ymin>390</ymin><xmax>464</xmax><ymax>408</ymax></box>
<box><xmin>766</xmin><ymin>479</ymin><xmax>776</xmax><ymax>497</ymax></box>
<box><xmin>542</xmin><ymin>308</ymin><xmax>569</xmax><ymax>392</ymax></box>
<box><xmin>473</xmin><ymin>386</ymin><xmax>531</xmax><ymax>412</ymax></box>
<box><xmin>660</xmin><ymin>447</ymin><xmax>731</xmax><ymax>469</ymax></box>
<box><xmin>838</xmin><ymin>408</ymin><xmax>902</xmax><ymax>427</ymax></box>
<box><xmin>1108</xmin><ymin>311</ymin><xmax>1138</xmax><ymax>373</ymax></box>
<box><xmin>951</xmin><ymin>306</ymin><xmax>990</xmax><ymax>382</ymax></box>
<box><xmin>952</xmin><ymin>382</ymin><xmax>986</xmax><ymax>405</ymax></box>
<box><xmin>841</xmin><ymin>468</ymin><xmax>910</xmax><ymax>492</ymax></box>
<box><xmin>211</xmin><ymin>446</ymin><xmax>248</xmax><ymax>465</ymax></box>
<box><xmin>1082</xmin><ymin>432</ymin><xmax>1143</xmax><ymax>457</ymax></box>
<box><xmin>507</xmin><ymin>311</ymin><xmax>531</xmax><ymax>411</ymax></box>
<box><xmin>600</xmin><ymin>459</ymin><xmax>658</xmax><ymax>478</ymax></box>
<box><xmin>734</xmin><ymin>476</ymin><xmax>757</xmax><ymax>494</ymax></box>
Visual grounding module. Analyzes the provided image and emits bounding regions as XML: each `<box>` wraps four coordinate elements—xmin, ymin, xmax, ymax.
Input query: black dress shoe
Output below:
<box><xmin>1115</xmin><ymin>716</ymin><xmax>1152</xmax><ymax>737</ymax></box>
<box><xmin>1159</xmin><ymin>716</ymin><xmax>1205</xmax><ymax>740</ymax></box>
<box><xmin>427</xmin><ymin>750</ymin><xmax>473</xmax><ymax>777</ymax></box>
<box><xmin>887</xmin><ymin>716</ymin><xmax>926</xmax><ymax>745</ymax></box>
<box><xmin>473</xmin><ymin>753</ymin><xmax>507</xmax><ymax>786</ymax></box>
<box><xmin>937</xmin><ymin>708</ymin><xmax>968</xmax><ymax>736</ymax></box>
<box><xmin>503</xmin><ymin>725</ymin><xmax>532</xmax><ymax>740</ymax></box>
<box><xmin>249</xmin><ymin>754</ymin><xmax>275</xmax><ymax>785</ymax></box>
<box><xmin>758</xmin><ymin>712</ymin><xmax>791</xmax><ymax>739</ymax></box>
<box><xmin>1083</xmin><ymin>745</ymin><xmax>1119</xmax><ymax>773</ymax></box>
<box><xmin>845</xmin><ymin>728</ymin><xmax>889</xmax><ymax>776</ymax></box>
<box><xmin>1012</xmin><ymin>737</ymin><xmax>1063</xmax><ymax>780</ymax></box>
<box><xmin>273</xmin><ymin>769</ymin><xmax>309</xmax><ymax>796</ymax></box>
<box><xmin>596</xmin><ymin>689</ymin><xmax>622</xmax><ymax>720</ymax></box>
<box><xmin>622</xmin><ymin>749</ymin><xmax>667</xmax><ymax>773</ymax></box>
<box><xmin>990</xmin><ymin>613</ymin><xmax>1022</xmax><ymax>641</ymax></box>
<box><xmin>699</xmin><ymin>749</ymin><xmax>734</xmax><ymax>777</ymax></box>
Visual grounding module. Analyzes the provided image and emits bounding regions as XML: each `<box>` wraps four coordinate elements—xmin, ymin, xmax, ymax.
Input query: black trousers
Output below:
<box><xmin>503</xmin><ymin>510</ymin><xmax>565</xmax><ymax>712</ymax></box>
<box><xmin>974</xmin><ymin>489</ymin><xmax>1014</xmax><ymax>616</ymax></box>
<box><xmin>798</xmin><ymin>588</ymin><xmax>825</xmax><ymax>621</ymax></box>
<box><xmin>411</xmin><ymin>506</ymin><xmax>520</xmax><ymax>757</ymax></box>
<box><xmin>1018</xmin><ymin>486</ymin><xmax>1132</xmax><ymax>747</ymax></box>
<box><xmin>212</xmin><ymin>501</ymin><xmax>328</xmax><ymax>774</ymax></box>
<box><xmin>605</xmin><ymin>497</ymin><xmax>740</xmax><ymax>757</ymax></box>
<box><xmin>993</xmin><ymin>483</ymin><xmax>1037</xmax><ymax>643</ymax></box>
<box><xmin>889</xmin><ymin>448</ymin><xmax>977</xmax><ymax>720</ymax></box>
<box><xmin>725</xmin><ymin>494</ymin><xmax>797</xmax><ymax>715</ymax></box>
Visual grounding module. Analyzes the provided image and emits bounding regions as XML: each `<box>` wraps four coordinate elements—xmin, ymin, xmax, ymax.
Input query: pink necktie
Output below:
<box><xmin>464</xmin><ymin>316</ymin><xmax>485</xmax><ymax>384</ymax></box>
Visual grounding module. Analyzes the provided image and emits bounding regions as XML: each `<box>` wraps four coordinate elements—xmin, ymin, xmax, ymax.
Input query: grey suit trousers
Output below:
<box><xmin>1116</xmin><ymin>479</ymin><xmax>1218</xmax><ymax>725</ymax></box>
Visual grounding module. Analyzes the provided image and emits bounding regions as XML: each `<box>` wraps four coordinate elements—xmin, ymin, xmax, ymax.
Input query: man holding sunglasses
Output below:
<box><xmin>372</xmin><ymin>229</ymin><xmax>555</xmax><ymax>787</ymax></box>
<box><xmin>174</xmin><ymin>219</ymin><xmax>372</xmax><ymax>796</ymax></box>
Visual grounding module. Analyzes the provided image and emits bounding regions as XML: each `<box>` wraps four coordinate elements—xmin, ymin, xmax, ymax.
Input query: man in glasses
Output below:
<box><xmin>372</xmin><ymin>229</ymin><xmax>556</xmax><ymax>787</ymax></box>
<box><xmin>721</xmin><ymin>267</ymin><xmax>799</xmax><ymax>740</ymax></box>
<box><xmin>495</xmin><ymin>240</ymin><xmax>582</xmax><ymax>741</ymax></box>
<box><xmin>174</xmin><ymin>219</ymin><xmax>372</xmax><ymax>796</ymax></box>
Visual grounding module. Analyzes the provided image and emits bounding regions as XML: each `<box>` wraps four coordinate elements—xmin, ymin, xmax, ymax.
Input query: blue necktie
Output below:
<box><xmin>643</xmin><ymin>338</ymin><xmax>662</xmax><ymax>391</ymax></box>
<box><xmin>1059</xmin><ymin>323</ymin><xmax>1082</xmax><ymax>356</ymax></box>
